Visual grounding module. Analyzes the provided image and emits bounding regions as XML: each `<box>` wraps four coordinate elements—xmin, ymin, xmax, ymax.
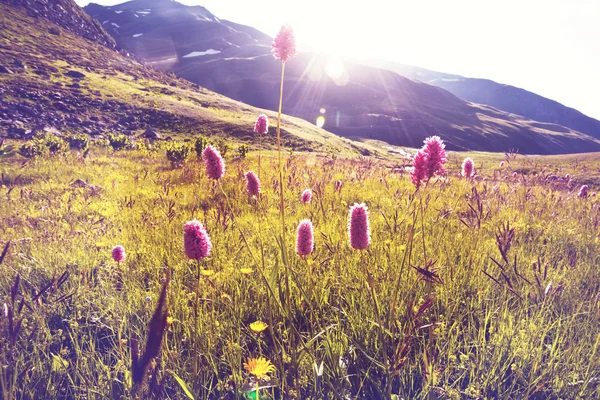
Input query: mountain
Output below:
<box><xmin>369</xmin><ymin>62</ymin><xmax>600</xmax><ymax>140</ymax></box>
<box><xmin>0</xmin><ymin>0</ymin><xmax>376</xmax><ymax>155</ymax></box>
<box><xmin>84</xmin><ymin>0</ymin><xmax>600</xmax><ymax>155</ymax></box>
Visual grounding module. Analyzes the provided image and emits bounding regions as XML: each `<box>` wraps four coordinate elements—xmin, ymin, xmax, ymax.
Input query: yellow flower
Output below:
<box><xmin>384</xmin><ymin>239</ymin><xmax>392</xmax><ymax>247</ymax></box>
<box><xmin>244</xmin><ymin>357</ymin><xmax>276</xmax><ymax>379</ymax></box>
<box><xmin>250</xmin><ymin>321</ymin><xmax>268</xmax><ymax>334</ymax></box>
<box><xmin>166</xmin><ymin>316</ymin><xmax>174</xmax><ymax>325</ymax></box>
<box><xmin>200</xmin><ymin>269</ymin><xmax>215</xmax><ymax>276</ymax></box>
<box><xmin>186</xmin><ymin>292</ymin><xmax>196</xmax><ymax>300</ymax></box>
<box><xmin>240</xmin><ymin>268</ymin><xmax>254</xmax><ymax>275</ymax></box>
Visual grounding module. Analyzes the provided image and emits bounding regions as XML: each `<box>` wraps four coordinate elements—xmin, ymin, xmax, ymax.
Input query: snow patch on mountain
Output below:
<box><xmin>182</xmin><ymin>49</ymin><xmax>221</xmax><ymax>58</ymax></box>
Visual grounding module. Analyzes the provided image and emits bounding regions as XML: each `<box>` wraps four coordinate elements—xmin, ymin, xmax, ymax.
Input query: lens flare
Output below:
<box><xmin>316</xmin><ymin>115</ymin><xmax>325</xmax><ymax>128</ymax></box>
<box><xmin>320</xmin><ymin>108</ymin><xmax>326</xmax><ymax>114</ymax></box>
<box><xmin>325</xmin><ymin>57</ymin><xmax>345</xmax><ymax>80</ymax></box>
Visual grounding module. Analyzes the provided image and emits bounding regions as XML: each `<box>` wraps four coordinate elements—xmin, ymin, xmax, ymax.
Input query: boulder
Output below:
<box><xmin>142</xmin><ymin>128</ymin><xmax>162</xmax><ymax>140</ymax></box>
<box><xmin>0</xmin><ymin>66</ymin><xmax>14</xmax><ymax>74</ymax></box>
<box><xmin>65</xmin><ymin>70</ymin><xmax>86</xmax><ymax>79</ymax></box>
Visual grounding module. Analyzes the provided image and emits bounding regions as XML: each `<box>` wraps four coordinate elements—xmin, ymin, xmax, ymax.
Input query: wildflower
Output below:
<box><xmin>250</xmin><ymin>321</ymin><xmax>268</xmax><ymax>333</ymax></box>
<box><xmin>593</xmin><ymin>192</ymin><xmax>597</xmax><ymax>198</ymax></box>
<box><xmin>499</xmin><ymin>161</ymin><xmax>505</xmax><ymax>167</ymax></box>
<box><xmin>410</xmin><ymin>149</ymin><xmax>428</xmax><ymax>189</ymax></box>
<box><xmin>254</xmin><ymin>114</ymin><xmax>268</xmax><ymax>134</ymax></box>
<box><xmin>244</xmin><ymin>357</ymin><xmax>276</xmax><ymax>379</ymax></box>
<box><xmin>296</xmin><ymin>219</ymin><xmax>314</xmax><ymax>257</ymax></box>
<box><xmin>513</xmin><ymin>172</ymin><xmax>518</xmax><ymax>179</ymax></box>
<box><xmin>184</xmin><ymin>220</ymin><xmax>212</xmax><ymax>261</ymax></box>
<box><xmin>200</xmin><ymin>269</ymin><xmax>215</xmax><ymax>276</ymax></box>
<box><xmin>334</xmin><ymin>180</ymin><xmax>342</xmax><ymax>192</ymax></box>
<box><xmin>272</xmin><ymin>25</ymin><xmax>297</xmax><ymax>62</ymax></box>
<box><xmin>202</xmin><ymin>145</ymin><xmax>225</xmax><ymax>180</ymax></box>
<box><xmin>166</xmin><ymin>316</ymin><xmax>174</xmax><ymax>325</ymax></box>
<box><xmin>461</xmin><ymin>157</ymin><xmax>474</xmax><ymax>178</ymax></box>
<box><xmin>348</xmin><ymin>203</ymin><xmax>370</xmax><ymax>250</ymax></box>
<box><xmin>112</xmin><ymin>245</ymin><xmax>126</xmax><ymax>263</ymax></box>
<box><xmin>245</xmin><ymin>171</ymin><xmax>261</xmax><ymax>196</ymax></box>
<box><xmin>422</xmin><ymin>136</ymin><xmax>447</xmax><ymax>178</ymax></box>
<box><xmin>578</xmin><ymin>185</ymin><xmax>589</xmax><ymax>198</ymax></box>
<box><xmin>240</xmin><ymin>268</ymin><xmax>254</xmax><ymax>275</ymax></box>
<box><xmin>301</xmin><ymin>189</ymin><xmax>312</xmax><ymax>204</ymax></box>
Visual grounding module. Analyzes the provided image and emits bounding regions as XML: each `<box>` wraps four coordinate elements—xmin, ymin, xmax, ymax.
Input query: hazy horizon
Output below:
<box><xmin>75</xmin><ymin>0</ymin><xmax>600</xmax><ymax>120</ymax></box>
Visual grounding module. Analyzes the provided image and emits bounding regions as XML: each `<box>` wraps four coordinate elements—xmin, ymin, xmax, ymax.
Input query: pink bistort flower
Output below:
<box><xmin>462</xmin><ymin>157</ymin><xmax>474</xmax><ymax>178</ymax></box>
<box><xmin>202</xmin><ymin>145</ymin><xmax>225</xmax><ymax>180</ymax></box>
<box><xmin>272</xmin><ymin>25</ymin><xmax>297</xmax><ymax>62</ymax></box>
<box><xmin>184</xmin><ymin>220</ymin><xmax>212</xmax><ymax>261</ymax></box>
<box><xmin>301</xmin><ymin>189</ymin><xmax>312</xmax><ymax>204</ymax></box>
<box><xmin>112</xmin><ymin>245</ymin><xmax>126</xmax><ymax>263</ymax></box>
<box><xmin>578</xmin><ymin>185</ymin><xmax>589</xmax><ymax>198</ymax></box>
<box><xmin>348</xmin><ymin>203</ymin><xmax>370</xmax><ymax>250</ymax></box>
<box><xmin>254</xmin><ymin>114</ymin><xmax>268</xmax><ymax>135</ymax></box>
<box><xmin>245</xmin><ymin>171</ymin><xmax>261</xmax><ymax>196</ymax></box>
<box><xmin>422</xmin><ymin>136</ymin><xmax>447</xmax><ymax>179</ymax></box>
<box><xmin>410</xmin><ymin>149</ymin><xmax>428</xmax><ymax>189</ymax></box>
<box><xmin>295</xmin><ymin>219</ymin><xmax>314</xmax><ymax>257</ymax></box>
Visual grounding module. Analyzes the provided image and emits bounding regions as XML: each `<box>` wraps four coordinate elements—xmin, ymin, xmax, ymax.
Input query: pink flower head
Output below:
<box><xmin>565</xmin><ymin>174</ymin><xmax>570</xmax><ymax>180</ymax></box>
<box><xmin>112</xmin><ymin>245</ymin><xmax>126</xmax><ymax>263</ymax></box>
<box><xmin>348</xmin><ymin>203</ymin><xmax>370</xmax><ymax>250</ymax></box>
<box><xmin>245</xmin><ymin>171</ymin><xmax>261</xmax><ymax>196</ymax></box>
<box><xmin>462</xmin><ymin>157</ymin><xmax>474</xmax><ymax>178</ymax></box>
<box><xmin>254</xmin><ymin>114</ymin><xmax>268</xmax><ymax>135</ymax></box>
<box><xmin>295</xmin><ymin>219</ymin><xmax>314</xmax><ymax>257</ymax></box>
<box><xmin>500</xmin><ymin>161</ymin><xmax>505</xmax><ymax>167</ymax></box>
<box><xmin>578</xmin><ymin>185</ymin><xmax>589</xmax><ymax>198</ymax></box>
<box><xmin>301</xmin><ymin>189</ymin><xmax>312</xmax><ymax>204</ymax></box>
<box><xmin>513</xmin><ymin>172</ymin><xmax>518</xmax><ymax>179</ymax></box>
<box><xmin>272</xmin><ymin>25</ymin><xmax>297</xmax><ymax>62</ymax></box>
<box><xmin>184</xmin><ymin>219</ymin><xmax>212</xmax><ymax>261</ymax></box>
<box><xmin>334</xmin><ymin>180</ymin><xmax>342</xmax><ymax>192</ymax></box>
<box><xmin>422</xmin><ymin>136</ymin><xmax>447</xmax><ymax>178</ymax></box>
<box><xmin>410</xmin><ymin>149</ymin><xmax>428</xmax><ymax>189</ymax></box>
<box><xmin>592</xmin><ymin>192</ymin><xmax>597</xmax><ymax>198</ymax></box>
<box><xmin>202</xmin><ymin>145</ymin><xmax>225</xmax><ymax>180</ymax></box>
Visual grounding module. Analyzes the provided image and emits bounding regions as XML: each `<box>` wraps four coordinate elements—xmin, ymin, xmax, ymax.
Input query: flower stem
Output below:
<box><xmin>194</xmin><ymin>259</ymin><xmax>201</xmax><ymax>377</ymax></box>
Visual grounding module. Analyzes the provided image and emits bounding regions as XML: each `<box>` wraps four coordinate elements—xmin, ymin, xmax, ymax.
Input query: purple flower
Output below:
<box><xmin>423</xmin><ymin>136</ymin><xmax>447</xmax><ymax>178</ymax></box>
<box><xmin>348</xmin><ymin>203</ymin><xmax>370</xmax><ymax>250</ymax></box>
<box><xmin>245</xmin><ymin>171</ymin><xmax>261</xmax><ymax>196</ymax></box>
<box><xmin>272</xmin><ymin>25</ymin><xmax>297</xmax><ymax>62</ymax></box>
<box><xmin>462</xmin><ymin>157</ymin><xmax>474</xmax><ymax>178</ymax></box>
<box><xmin>592</xmin><ymin>192</ymin><xmax>597</xmax><ymax>198</ymax></box>
<box><xmin>513</xmin><ymin>172</ymin><xmax>518</xmax><ymax>179</ymax></box>
<box><xmin>112</xmin><ymin>245</ymin><xmax>126</xmax><ymax>263</ymax></box>
<box><xmin>578</xmin><ymin>185</ymin><xmax>589</xmax><ymax>198</ymax></box>
<box><xmin>301</xmin><ymin>189</ymin><xmax>312</xmax><ymax>204</ymax></box>
<box><xmin>499</xmin><ymin>161</ymin><xmax>505</xmax><ymax>167</ymax></box>
<box><xmin>254</xmin><ymin>114</ymin><xmax>269</xmax><ymax>135</ymax></box>
<box><xmin>410</xmin><ymin>149</ymin><xmax>428</xmax><ymax>189</ymax></box>
<box><xmin>202</xmin><ymin>145</ymin><xmax>225</xmax><ymax>180</ymax></box>
<box><xmin>295</xmin><ymin>219</ymin><xmax>314</xmax><ymax>257</ymax></box>
<box><xmin>184</xmin><ymin>220</ymin><xmax>212</xmax><ymax>261</ymax></box>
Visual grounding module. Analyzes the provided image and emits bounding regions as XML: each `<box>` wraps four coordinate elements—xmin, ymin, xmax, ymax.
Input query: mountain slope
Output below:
<box><xmin>370</xmin><ymin>62</ymin><xmax>600</xmax><ymax>140</ymax></box>
<box><xmin>0</xmin><ymin>0</ymin><xmax>376</xmax><ymax>155</ymax></box>
<box><xmin>84</xmin><ymin>0</ymin><xmax>600</xmax><ymax>155</ymax></box>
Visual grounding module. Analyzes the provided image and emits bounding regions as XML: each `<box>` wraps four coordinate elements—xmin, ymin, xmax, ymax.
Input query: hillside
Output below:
<box><xmin>84</xmin><ymin>0</ymin><xmax>600</xmax><ymax>155</ymax></box>
<box><xmin>0</xmin><ymin>0</ymin><xmax>376</xmax><ymax>155</ymax></box>
<box><xmin>371</xmin><ymin>61</ymin><xmax>600</xmax><ymax>140</ymax></box>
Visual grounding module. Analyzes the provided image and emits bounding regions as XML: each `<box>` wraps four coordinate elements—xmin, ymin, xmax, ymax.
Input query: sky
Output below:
<box><xmin>77</xmin><ymin>0</ymin><xmax>600</xmax><ymax>120</ymax></box>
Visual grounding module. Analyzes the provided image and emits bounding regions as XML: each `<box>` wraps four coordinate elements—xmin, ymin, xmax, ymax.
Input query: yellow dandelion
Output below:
<box><xmin>95</xmin><ymin>242</ymin><xmax>106</xmax><ymax>250</ymax></box>
<box><xmin>244</xmin><ymin>357</ymin><xmax>276</xmax><ymax>379</ymax></box>
<box><xmin>200</xmin><ymin>269</ymin><xmax>215</xmax><ymax>276</ymax></box>
<box><xmin>240</xmin><ymin>268</ymin><xmax>254</xmax><ymax>275</ymax></box>
<box><xmin>384</xmin><ymin>239</ymin><xmax>392</xmax><ymax>247</ymax></box>
<box><xmin>250</xmin><ymin>321</ymin><xmax>268</xmax><ymax>334</ymax></box>
<box><xmin>166</xmin><ymin>316</ymin><xmax>174</xmax><ymax>325</ymax></box>
<box><xmin>306</xmin><ymin>259</ymin><xmax>314</xmax><ymax>267</ymax></box>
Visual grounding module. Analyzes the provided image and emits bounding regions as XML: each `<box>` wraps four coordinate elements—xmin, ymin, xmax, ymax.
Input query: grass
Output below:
<box><xmin>1</xmin><ymin>141</ymin><xmax>600</xmax><ymax>399</ymax></box>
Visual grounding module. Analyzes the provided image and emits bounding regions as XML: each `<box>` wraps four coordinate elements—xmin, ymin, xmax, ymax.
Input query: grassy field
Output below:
<box><xmin>1</xmin><ymin>140</ymin><xmax>600</xmax><ymax>399</ymax></box>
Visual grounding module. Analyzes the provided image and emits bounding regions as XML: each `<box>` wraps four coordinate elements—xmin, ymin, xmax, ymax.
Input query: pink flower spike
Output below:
<box><xmin>254</xmin><ymin>114</ymin><xmax>268</xmax><ymax>134</ymax></box>
<box><xmin>202</xmin><ymin>145</ymin><xmax>225</xmax><ymax>180</ymax></box>
<box><xmin>499</xmin><ymin>161</ymin><xmax>505</xmax><ymax>167</ymax></box>
<box><xmin>295</xmin><ymin>219</ymin><xmax>314</xmax><ymax>257</ymax></box>
<box><xmin>245</xmin><ymin>171</ymin><xmax>261</xmax><ymax>197</ymax></box>
<box><xmin>422</xmin><ymin>136</ymin><xmax>447</xmax><ymax>179</ymax></box>
<box><xmin>461</xmin><ymin>157</ymin><xmax>474</xmax><ymax>178</ymax></box>
<box><xmin>513</xmin><ymin>172</ymin><xmax>518</xmax><ymax>179</ymax></box>
<box><xmin>348</xmin><ymin>203</ymin><xmax>370</xmax><ymax>250</ymax></box>
<box><xmin>272</xmin><ymin>25</ymin><xmax>297</xmax><ymax>62</ymax></box>
<box><xmin>578</xmin><ymin>185</ymin><xmax>589</xmax><ymax>198</ymax></box>
<box><xmin>301</xmin><ymin>189</ymin><xmax>312</xmax><ymax>204</ymax></box>
<box><xmin>410</xmin><ymin>149</ymin><xmax>428</xmax><ymax>189</ymax></box>
<box><xmin>184</xmin><ymin>220</ymin><xmax>212</xmax><ymax>261</ymax></box>
<box><xmin>112</xmin><ymin>245</ymin><xmax>126</xmax><ymax>263</ymax></box>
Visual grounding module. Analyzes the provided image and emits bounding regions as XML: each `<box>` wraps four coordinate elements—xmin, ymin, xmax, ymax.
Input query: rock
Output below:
<box><xmin>65</xmin><ymin>70</ymin><xmax>86</xmax><ymax>79</ymax></box>
<box><xmin>70</xmin><ymin>179</ymin><xmax>88</xmax><ymax>188</ymax></box>
<box><xmin>142</xmin><ymin>128</ymin><xmax>162</xmax><ymax>140</ymax></box>
<box><xmin>49</xmin><ymin>27</ymin><xmax>60</xmax><ymax>36</ymax></box>
<box><xmin>33</xmin><ymin>124</ymin><xmax>62</xmax><ymax>136</ymax></box>
<box><xmin>0</xmin><ymin>66</ymin><xmax>14</xmax><ymax>74</ymax></box>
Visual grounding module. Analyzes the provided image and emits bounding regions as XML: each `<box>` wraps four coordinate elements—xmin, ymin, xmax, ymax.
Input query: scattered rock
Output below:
<box><xmin>49</xmin><ymin>27</ymin><xmax>61</xmax><ymax>36</ymax></box>
<box><xmin>65</xmin><ymin>70</ymin><xmax>86</xmax><ymax>79</ymax></box>
<box><xmin>0</xmin><ymin>66</ymin><xmax>14</xmax><ymax>74</ymax></box>
<box><xmin>142</xmin><ymin>128</ymin><xmax>162</xmax><ymax>140</ymax></box>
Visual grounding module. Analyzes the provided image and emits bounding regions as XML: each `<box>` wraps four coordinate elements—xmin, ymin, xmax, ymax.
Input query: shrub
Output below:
<box><xmin>39</xmin><ymin>133</ymin><xmax>66</xmax><ymax>155</ymax></box>
<box><xmin>166</xmin><ymin>142</ymin><xmax>191</xmax><ymax>167</ymax></box>
<box><xmin>108</xmin><ymin>134</ymin><xmax>131</xmax><ymax>151</ymax></box>
<box><xmin>194</xmin><ymin>136</ymin><xmax>208</xmax><ymax>158</ymax></box>
<box><xmin>66</xmin><ymin>134</ymin><xmax>89</xmax><ymax>152</ymax></box>
<box><xmin>18</xmin><ymin>138</ymin><xmax>47</xmax><ymax>159</ymax></box>
<box><xmin>237</xmin><ymin>144</ymin><xmax>249</xmax><ymax>159</ymax></box>
<box><xmin>215</xmin><ymin>138</ymin><xmax>231</xmax><ymax>158</ymax></box>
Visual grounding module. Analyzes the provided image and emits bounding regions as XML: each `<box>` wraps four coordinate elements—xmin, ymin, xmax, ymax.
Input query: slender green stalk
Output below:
<box><xmin>194</xmin><ymin>259</ymin><xmax>201</xmax><ymax>377</ymax></box>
